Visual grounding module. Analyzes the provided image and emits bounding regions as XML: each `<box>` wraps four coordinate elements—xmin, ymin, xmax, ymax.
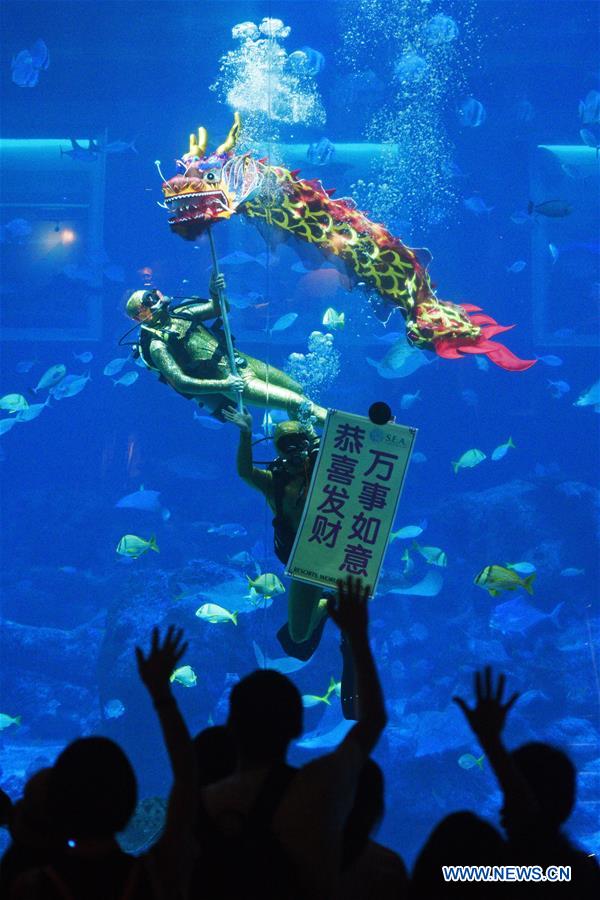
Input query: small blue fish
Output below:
<box><xmin>116</xmin><ymin>487</ymin><xmax>162</xmax><ymax>513</ymax></box>
<box><xmin>506</xmin><ymin>260</ymin><xmax>527</xmax><ymax>274</ymax></box>
<box><xmin>270</xmin><ymin>313</ymin><xmax>298</xmax><ymax>333</ymax></box>
<box><xmin>537</xmin><ymin>355</ymin><xmax>563</xmax><ymax>367</ymax></box>
<box><xmin>113</xmin><ymin>372</ymin><xmax>139</xmax><ymax>387</ymax></box>
<box><xmin>73</xmin><ymin>351</ymin><xmax>93</xmax><ymax>364</ymax></box>
<box><xmin>490</xmin><ymin>597</ymin><xmax>563</xmax><ymax>635</ymax></box>
<box><xmin>60</xmin><ymin>139</ymin><xmax>100</xmax><ymax>162</ymax></box>
<box><xmin>11</xmin><ymin>39</ymin><xmax>49</xmax><ymax>88</ymax></box>
<box><xmin>547</xmin><ymin>380</ymin><xmax>570</xmax><ymax>398</ymax></box>
<box><xmin>464</xmin><ymin>196</ymin><xmax>493</xmax><ymax>216</ymax></box>
<box><xmin>208</xmin><ymin>523</ymin><xmax>248</xmax><ymax>538</ymax></box>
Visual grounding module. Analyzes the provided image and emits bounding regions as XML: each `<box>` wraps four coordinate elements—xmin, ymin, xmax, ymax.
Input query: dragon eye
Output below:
<box><xmin>206</xmin><ymin>172</ymin><xmax>216</xmax><ymax>182</ymax></box>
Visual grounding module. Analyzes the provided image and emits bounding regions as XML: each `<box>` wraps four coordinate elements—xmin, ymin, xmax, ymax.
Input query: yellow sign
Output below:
<box><xmin>286</xmin><ymin>410</ymin><xmax>417</xmax><ymax>592</ymax></box>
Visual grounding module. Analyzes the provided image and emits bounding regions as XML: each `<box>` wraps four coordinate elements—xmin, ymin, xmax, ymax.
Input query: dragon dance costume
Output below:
<box><xmin>159</xmin><ymin>112</ymin><xmax>536</xmax><ymax>373</ymax></box>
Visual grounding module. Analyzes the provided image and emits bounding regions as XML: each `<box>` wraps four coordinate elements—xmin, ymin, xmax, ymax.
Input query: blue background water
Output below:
<box><xmin>1</xmin><ymin>0</ymin><xmax>599</xmax><ymax>866</ymax></box>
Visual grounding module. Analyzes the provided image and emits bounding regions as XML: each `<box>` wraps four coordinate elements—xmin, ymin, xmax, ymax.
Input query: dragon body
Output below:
<box><xmin>160</xmin><ymin>113</ymin><xmax>535</xmax><ymax>371</ymax></box>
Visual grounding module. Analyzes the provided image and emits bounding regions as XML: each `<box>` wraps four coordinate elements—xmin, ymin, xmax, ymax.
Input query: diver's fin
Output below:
<box><xmin>276</xmin><ymin>613</ymin><xmax>328</xmax><ymax>662</ymax></box>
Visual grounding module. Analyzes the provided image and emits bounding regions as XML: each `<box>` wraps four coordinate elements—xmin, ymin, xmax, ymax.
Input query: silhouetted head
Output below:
<box><xmin>412</xmin><ymin>812</ymin><xmax>506</xmax><ymax>894</ymax></box>
<box><xmin>193</xmin><ymin>725</ymin><xmax>238</xmax><ymax>786</ymax></box>
<box><xmin>48</xmin><ymin>737</ymin><xmax>137</xmax><ymax>839</ymax></box>
<box><xmin>503</xmin><ymin>742</ymin><xmax>575</xmax><ymax>832</ymax></box>
<box><xmin>342</xmin><ymin>759</ymin><xmax>385</xmax><ymax>869</ymax></box>
<box><xmin>228</xmin><ymin>670</ymin><xmax>303</xmax><ymax>764</ymax></box>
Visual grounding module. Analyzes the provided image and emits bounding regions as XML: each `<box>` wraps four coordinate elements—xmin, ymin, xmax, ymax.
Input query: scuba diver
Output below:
<box><xmin>223</xmin><ymin>407</ymin><xmax>358</xmax><ymax>719</ymax></box>
<box><xmin>124</xmin><ymin>274</ymin><xmax>327</xmax><ymax>424</ymax></box>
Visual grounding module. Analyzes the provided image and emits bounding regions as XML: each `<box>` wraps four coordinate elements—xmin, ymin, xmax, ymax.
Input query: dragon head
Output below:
<box><xmin>160</xmin><ymin>112</ymin><xmax>262</xmax><ymax>240</ymax></box>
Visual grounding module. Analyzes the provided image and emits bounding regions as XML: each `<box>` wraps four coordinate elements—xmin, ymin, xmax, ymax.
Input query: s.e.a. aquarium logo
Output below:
<box><xmin>368</xmin><ymin>428</ymin><xmax>407</xmax><ymax>447</ymax></box>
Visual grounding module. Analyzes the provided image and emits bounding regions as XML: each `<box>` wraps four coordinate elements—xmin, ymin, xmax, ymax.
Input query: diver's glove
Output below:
<box><xmin>209</xmin><ymin>271</ymin><xmax>226</xmax><ymax>302</ymax></box>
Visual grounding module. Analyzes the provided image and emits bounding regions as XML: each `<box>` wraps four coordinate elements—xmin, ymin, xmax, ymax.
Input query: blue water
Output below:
<box><xmin>1</xmin><ymin>0</ymin><xmax>599</xmax><ymax>867</ymax></box>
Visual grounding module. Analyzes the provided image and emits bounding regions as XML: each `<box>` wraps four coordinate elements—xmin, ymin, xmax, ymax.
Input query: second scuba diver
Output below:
<box><xmin>125</xmin><ymin>273</ymin><xmax>327</xmax><ymax>424</ymax></box>
<box><xmin>223</xmin><ymin>408</ymin><xmax>359</xmax><ymax>718</ymax></box>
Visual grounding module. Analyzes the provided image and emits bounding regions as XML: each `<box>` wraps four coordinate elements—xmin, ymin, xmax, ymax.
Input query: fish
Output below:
<box><xmin>4</xmin><ymin>218</ymin><xmax>33</xmax><ymax>240</ymax></box>
<box><xmin>475</xmin><ymin>357</ymin><xmax>489</xmax><ymax>372</ymax></box>
<box><xmin>580</xmin><ymin>128</ymin><xmax>600</xmax><ymax>152</ymax></box>
<box><xmin>98</xmin><ymin>136</ymin><xmax>139</xmax><ymax>154</ymax></box>
<box><xmin>413</xmin><ymin>543</ymin><xmax>447</xmax><ymax>567</ymax></box>
<box><xmin>390</xmin><ymin>521</ymin><xmax>427</xmax><ymax>541</ymax></box>
<box><xmin>252</xmin><ymin>641</ymin><xmax>310</xmax><ymax>674</ymax></box>
<box><xmin>115</xmin><ymin>487</ymin><xmax>162</xmax><ymax>513</ymax></box>
<box><xmin>0</xmin><ymin>394</ymin><xmax>28</xmax><ymax>413</ymax></box>
<box><xmin>15</xmin><ymin>401</ymin><xmax>47</xmax><ymax>422</ymax></box>
<box><xmin>307</xmin><ymin>138</ymin><xmax>335</xmax><ymax>166</ymax></box>
<box><xmin>528</xmin><ymin>200</ymin><xmax>572</xmax><ymax>218</ymax></box>
<box><xmin>458</xmin><ymin>97</ymin><xmax>486</xmax><ymax>128</ymax></box>
<box><xmin>208</xmin><ymin>523</ymin><xmax>248</xmax><ymax>538</ymax></box>
<box><xmin>388</xmin><ymin>571</ymin><xmax>444</xmax><ymax>597</ymax></box>
<box><xmin>548</xmin><ymin>243</ymin><xmax>559</xmax><ymax>264</ymax></box>
<box><xmin>506</xmin><ymin>261</ymin><xmax>527</xmax><ymax>274</ymax></box>
<box><xmin>11</xmin><ymin>39</ymin><xmax>49</xmax><ymax>87</ymax></box>
<box><xmin>247</xmin><ymin>573</ymin><xmax>285</xmax><ymax>598</ymax></box>
<box><xmin>458</xmin><ymin>753</ymin><xmax>485</xmax><ymax>770</ymax></box>
<box><xmin>270</xmin><ymin>313</ymin><xmax>298</xmax><ymax>333</ymax></box>
<box><xmin>452</xmin><ymin>449</ymin><xmax>486</xmax><ymax>473</ymax></box>
<box><xmin>401</xmin><ymin>547</ymin><xmax>414</xmax><ymax>576</ymax></box>
<box><xmin>116</xmin><ymin>534</ymin><xmax>159</xmax><ymax>559</ymax></box>
<box><xmin>113</xmin><ymin>372</ymin><xmax>139</xmax><ymax>387</ymax></box>
<box><xmin>170</xmin><ymin>665</ymin><xmax>198</xmax><ymax>687</ymax></box>
<box><xmin>505</xmin><ymin>561</ymin><xmax>536</xmax><ymax>575</ymax></box>
<box><xmin>537</xmin><ymin>355</ymin><xmax>563</xmax><ymax>367</ymax></box>
<box><xmin>217</xmin><ymin>250</ymin><xmax>266</xmax><ymax>267</ymax></box>
<box><xmin>400</xmin><ymin>390</ymin><xmax>421</xmax><ymax>410</ymax></box>
<box><xmin>193</xmin><ymin>411</ymin><xmax>224</xmax><ymax>430</ymax></box>
<box><xmin>299</xmin><ymin>46</ymin><xmax>325</xmax><ymax>75</ymax></box>
<box><xmin>460</xmin><ymin>389</ymin><xmax>479</xmax><ymax>408</ymax></box>
<box><xmin>475</xmin><ymin>564</ymin><xmax>535</xmax><ymax>597</ymax></box>
<box><xmin>0</xmin><ymin>419</ymin><xmax>18</xmax><ymax>436</ymax></box>
<box><xmin>574</xmin><ymin>380</ymin><xmax>600</xmax><ymax>411</ymax></box>
<box><xmin>490</xmin><ymin>597</ymin><xmax>563</xmax><ymax>634</ymax></box>
<box><xmin>104</xmin><ymin>699</ymin><xmax>125</xmax><ymax>719</ymax></box>
<box><xmin>228</xmin><ymin>551</ymin><xmax>256</xmax><ymax>568</ymax></box>
<box><xmin>195</xmin><ymin>603</ymin><xmax>238</xmax><ymax>625</ymax></box>
<box><xmin>261</xmin><ymin>408</ymin><xmax>288</xmax><ymax>437</ymax></box>
<box><xmin>491</xmin><ymin>437</ymin><xmax>515</xmax><ymax>461</ymax></box>
<box><xmin>463</xmin><ymin>196</ymin><xmax>493</xmax><ymax>216</ymax></box>
<box><xmin>34</xmin><ymin>364</ymin><xmax>67</xmax><ymax>394</ymax></box>
<box><xmin>547</xmin><ymin>380</ymin><xmax>570</xmax><ymax>399</ymax></box>
<box><xmin>103</xmin><ymin>264</ymin><xmax>125</xmax><ymax>283</ymax></box>
<box><xmin>60</xmin><ymin>138</ymin><xmax>100</xmax><ymax>162</ymax></box>
<box><xmin>0</xmin><ymin>713</ymin><xmax>22</xmax><ymax>731</ymax></box>
<box><xmin>510</xmin><ymin>211</ymin><xmax>531</xmax><ymax>225</ymax></box>
<box><xmin>560</xmin><ymin>568</ymin><xmax>585</xmax><ymax>577</ymax></box>
<box><xmin>73</xmin><ymin>351</ymin><xmax>94</xmax><ymax>364</ymax></box>
<box><xmin>367</xmin><ymin>344</ymin><xmax>433</xmax><ymax>379</ymax></box>
<box><xmin>103</xmin><ymin>358</ymin><xmax>129</xmax><ymax>377</ymax></box>
<box><xmin>16</xmin><ymin>360</ymin><xmax>37</xmax><ymax>373</ymax></box>
<box><xmin>297</xmin><ymin>718</ymin><xmax>354</xmax><ymax>750</ymax></box>
<box><xmin>579</xmin><ymin>89</ymin><xmax>600</xmax><ymax>125</ymax></box>
<box><xmin>302</xmin><ymin>680</ymin><xmax>333</xmax><ymax>708</ymax></box>
<box><xmin>51</xmin><ymin>372</ymin><xmax>91</xmax><ymax>400</ymax></box>
<box><xmin>322</xmin><ymin>308</ymin><xmax>345</xmax><ymax>330</ymax></box>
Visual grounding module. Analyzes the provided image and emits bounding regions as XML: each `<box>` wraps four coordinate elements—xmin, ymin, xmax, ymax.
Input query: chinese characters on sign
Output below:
<box><xmin>286</xmin><ymin>410</ymin><xmax>417</xmax><ymax>592</ymax></box>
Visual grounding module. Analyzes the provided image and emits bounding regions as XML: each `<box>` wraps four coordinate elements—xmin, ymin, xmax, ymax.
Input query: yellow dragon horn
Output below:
<box><xmin>185</xmin><ymin>127</ymin><xmax>208</xmax><ymax>161</ymax></box>
<box><xmin>215</xmin><ymin>112</ymin><xmax>241</xmax><ymax>156</ymax></box>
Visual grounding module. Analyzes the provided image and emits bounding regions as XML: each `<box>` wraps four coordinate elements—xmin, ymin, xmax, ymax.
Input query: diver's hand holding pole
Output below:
<box><xmin>207</xmin><ymin>227</ymin><xmax>243</xmax><ymax>413</ymax></box>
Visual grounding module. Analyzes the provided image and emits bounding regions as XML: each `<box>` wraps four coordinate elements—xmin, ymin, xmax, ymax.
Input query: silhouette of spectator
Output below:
<box><xmin>193</xmin><ymin>725</ymin><xmax>237</xmax><ymax>787</ymax></box>
<box><xmin>9</xmin><ymin>625</ymin><xmax>196</xmax><ymax>900</ymax></box>
<box><xmin>0</xmin><ymin>770</ymin><xmax>58</xmax><ymax>896</ymax></box>
<box><xmin>411</xmin><ymin>811</ymin><xmax>507</xmax><ymax>897</ymax></box>
<box><xmin>193</xmin><ymin>574</ymin><xmax>388</xmax><ymax>900</ymax></box>
<box><xmin>340</xmin><ymin>758</ymin><xmax>408</xmax><ymax>899</ymax></box>
<box><xmin>0</xmin><ymin>788</ymin><xmax>12</xmax><ymax>829</ymax></box>
<box><xmin>453</xmin><ymin>666</ymin><xmax>600</xmax><ymax>896</ymax></box>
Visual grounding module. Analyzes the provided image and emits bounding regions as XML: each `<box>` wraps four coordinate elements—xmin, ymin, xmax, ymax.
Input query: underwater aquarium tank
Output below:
<box><xmin>1</xmin><ymin>0</ymin><xmax>599</xmax><ymax>869</ymax></box>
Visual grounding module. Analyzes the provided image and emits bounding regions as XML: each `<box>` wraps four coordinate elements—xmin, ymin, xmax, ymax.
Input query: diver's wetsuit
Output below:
<box><xmin>270</xmin><ymin>447</ymin><xmax>318</xmax><ymax>564</ymax></box>
<box><xmin>138</xmin><ymin>304</ymin><xmax>326</xmax><ymax>422</ymax></box>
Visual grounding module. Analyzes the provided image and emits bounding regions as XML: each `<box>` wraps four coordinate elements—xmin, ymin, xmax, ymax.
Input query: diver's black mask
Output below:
<box><xmin>141</xmin><ymin>290</ymin><xmax>170</xmax><ymax>313</ymax></box>
<box><xmin>278</xmin><ymin>437</ymin><xmax>311</xmax><ymax>468</ymax></box>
